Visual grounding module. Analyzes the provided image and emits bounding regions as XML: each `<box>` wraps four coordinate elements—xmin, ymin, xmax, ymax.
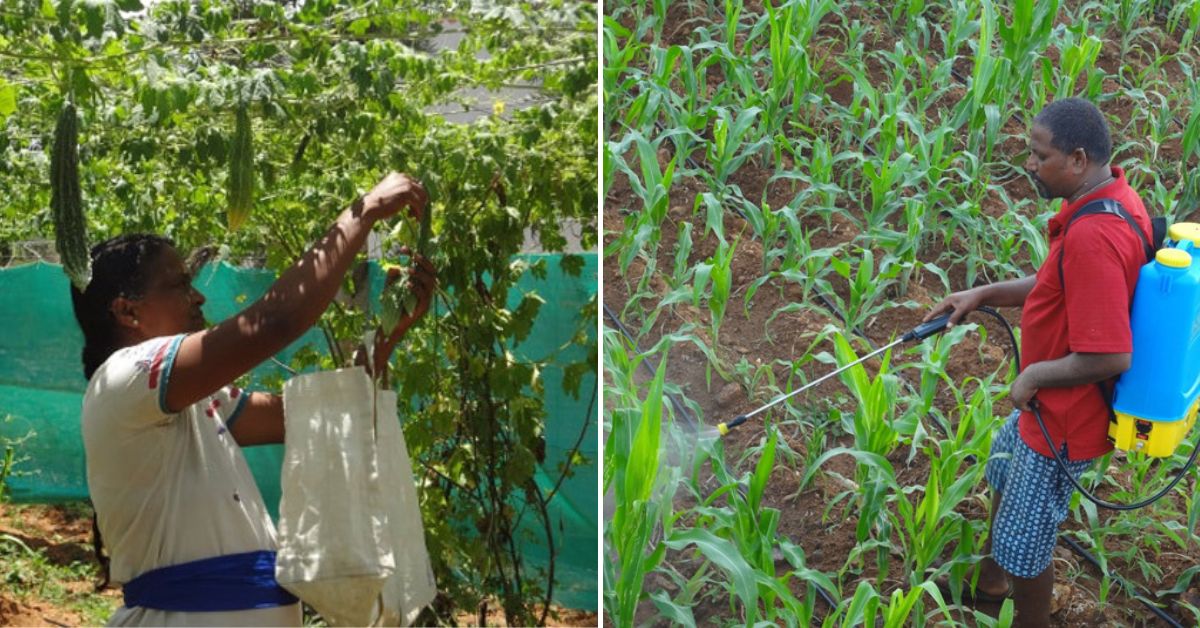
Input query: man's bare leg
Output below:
<box><xmin>978</xmin><ymin>489</ymin><xmax>1011</xmax><ymax>597</ymax></box>
<box><xmin>1012</xmin><ymin>562</ymin><xmax>1054</xmax><ymax>627</ymax></box>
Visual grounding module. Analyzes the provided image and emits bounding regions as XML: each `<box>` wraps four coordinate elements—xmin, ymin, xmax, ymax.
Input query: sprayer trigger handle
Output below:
<box><xmin>905</xmin><ymin>313</ymin><xmax>953</xmax><ymax>342</ymax></box>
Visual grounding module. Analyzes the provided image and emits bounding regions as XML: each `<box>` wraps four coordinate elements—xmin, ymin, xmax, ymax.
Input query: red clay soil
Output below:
<box><xmin>0</xmin><ymin>502</ymin><xmax>120</xmax><ymax>627</ymax></box>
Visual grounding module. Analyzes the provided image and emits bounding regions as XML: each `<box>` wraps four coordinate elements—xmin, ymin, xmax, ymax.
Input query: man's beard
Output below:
<box><xmin>1031</xmin><ymin>174</ymin><xmax>1052</xmax><ymax>200</ymax></box>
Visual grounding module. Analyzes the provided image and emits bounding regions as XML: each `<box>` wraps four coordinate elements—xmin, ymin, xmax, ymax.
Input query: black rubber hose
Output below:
<box><xmin>969</xmin><ymin>306</ymin><xmax>1200</xmax><ymax>510</ymax></box>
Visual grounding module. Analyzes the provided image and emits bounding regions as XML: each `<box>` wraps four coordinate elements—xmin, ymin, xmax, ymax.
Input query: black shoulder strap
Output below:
<box><xmin>1056</xmin><ymin>198</ymin><xmax>1155</xmax><ymax>289</ymax></box>
<box><xmin>1055</xmin><ymin>198</ymin><xmax>1160</xmax><ymax>419</ymax></box>
<box><xmin>1152</xmin><ymin>215</ymin><xmax>1168</xmax><ymax>250</ymax></box>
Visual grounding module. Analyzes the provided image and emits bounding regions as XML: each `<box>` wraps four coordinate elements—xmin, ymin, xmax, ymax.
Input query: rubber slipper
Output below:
<box><xmin>935</xmin><ymin>578</ymin><xmax>1013</xmax><ymax>605</ymax></box>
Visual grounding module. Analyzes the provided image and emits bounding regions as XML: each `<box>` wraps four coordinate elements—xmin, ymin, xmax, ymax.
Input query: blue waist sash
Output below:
<box><xmin>123</xmin><ymin>550</ymin><xmax>299</xmax><ymax>612</ymax></box>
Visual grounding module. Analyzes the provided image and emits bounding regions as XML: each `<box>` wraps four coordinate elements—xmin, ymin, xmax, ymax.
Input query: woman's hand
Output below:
<box><xmin>367</xmin><ymin>249</ymin><xmax>438</xmax><ymax>382</ymax></box>
<box><xmin>362</xmin><ymin>172</ymin><xmax>428</xmax><ymax>223</ymax></box>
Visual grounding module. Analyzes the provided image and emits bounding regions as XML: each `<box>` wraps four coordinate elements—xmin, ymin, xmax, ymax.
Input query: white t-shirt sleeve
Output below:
<box><xmin>92</xmin><ymin>334</ymin><xmax>186</xmax><ymax>424</ymax></box>
<box><xmin>205</xmin><ymin>384</ymin><xmax>251</xmax><ymax>431</ymax></box>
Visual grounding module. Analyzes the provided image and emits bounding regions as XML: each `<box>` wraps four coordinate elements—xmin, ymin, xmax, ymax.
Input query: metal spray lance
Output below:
<box><xmin>716</xmin><ymin>313</ymin><xmax>953</xmax><ymax>435</ymax></box>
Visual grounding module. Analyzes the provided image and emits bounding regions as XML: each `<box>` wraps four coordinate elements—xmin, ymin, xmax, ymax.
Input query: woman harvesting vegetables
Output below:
<box><xmin>71</xmin><ymin>172</ymin><xmax>435</xmax><ymax>626</ymax></box>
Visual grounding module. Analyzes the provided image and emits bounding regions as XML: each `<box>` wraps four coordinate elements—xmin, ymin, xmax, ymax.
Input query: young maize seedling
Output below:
<box><xmin>692</xmin><ymin>238</ymin><xmax>737</xmax><ymax>345</ymax></box>
<box><xmin>706</xmin><ymin>106</ymin><xmax>768</xmax><ymax>188</ymax></box>
<box><xmin>763</xmin><ymin>0</ymin><xmax>833</xmax><ymax>135</ymax></box>
<box><xmin>612</xmin><ymin>132</ymin><xmax>677</xmax><ymax>274</ymax></box>
<box><xmin>829</xmin><ymin>249</ymin><xmax>914</xmax><ymax>336</ymax></box>
<box><xmin>1053</xmin><ymin>24</ymin><xmax>1102</xmax><ymax>101</ymax></box>
<box><xmin>1168</xmin><ymin>0</ymin><xmax>1200</xmax><ymax>48</ymax></box>
<box><xmin>995</xmin><ymin>0</ymin><xmax>1060</xmax><ymax>104</ymax></box>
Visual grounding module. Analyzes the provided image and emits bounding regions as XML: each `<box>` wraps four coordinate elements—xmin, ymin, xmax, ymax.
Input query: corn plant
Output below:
<box><xmin>1051</xmin><ymin>21</ymin><xmax>1103</xmax><ymax>102</ymax></box>
<box><xmin>1165</xmin><ymin>0</ymin><xmax>1200</xmax><ymax>47</ymax></box>
<box><xmin>705</xmin><ymin>106</ymin><xmax>769</xmax><ymax>188</ymax></box>
<box><xmin>889</xmin><ymin>0</ymin><xmax>927</xmax><ymax>27</ymax></box>
<box><xmin>763</xmin><ymin>0</ymin><xmax>834</xmax><ymax>134</ymax></box>
<box><xmin>953</xmin><ymin>2</ymin><xmax>1017</xmax><ymax>160</ymax></box>
<box><xmin>937</xmin><ymin>0</ymin><xmax>981</xmax><ymax>60</ymax></box>
<box><xmin>731</xmin><ymin>193</ymin><xmax>785</xmax><ymax>274</ymax></box>
<box><xmin>994</xmin><ymin>0</ymin><xmax>1061</xmax><ymax>107</ymax></box>
<box><xmin>1096</xmin><ymin>0</ymin><xmax>1158</xmax><ymax>58</ymax></box>
<box><xmin>797</xmin><ymin>335</ymin><xmax>908</xmax><ymax>555</ymax></box>
<box><xmin>681</xmin><ymin>428</ymin><xmax>836</xmax><ymax>626</ymax></box>
<box><xmin>692</xmin><ymin>237</ymin><xmax>738</xmax><ymax>344</ymax></box>
<box><xmin>776</xmin><ymin>135</ymin><xmax>852</xmax><ymax>230</ymax></box>
<box><xmin>610</xmin><ymin>132</ymin><xmax>677</xmax><ymax>274</ymax></box>
<box><xmin>603</xmin><ymin>342</ymin><xmax>673</xmax><ymax>628</ymax></box>
<box><xmin>822</xmin><ymin>580</ymin><xmax>953</xmax><ymax>627</ymax></box>
<box><xmin>831</xmin><ymin>333</ymin><xmax>911</xmax><ymax>460</ymax></box>
<box><xmin>602</xmin><ymin>17</ymin><xmax>644</xmax><ymax>116</ymax></box>
<box><xmin>756</xmin><ymin>245</ymin><xmax>840</xmax><ymax>338</ymax></box>
<box><xmin>971</xmin><ymin>600</ymin><xmax>1016</xmax><ymax>628</ymax></box>
<box><xmin>668</xmin><ymin>221</ymin><xmax>695</xmax><ymax>291</ymax></box>
<box><xmin>901</xmin><ymin>319</ymin><xmax>978</xmax><ymax>419</ymax></box>
<box><xmin>651</xmin><ymin>42</ymin><xmax>723</xmax><ymax>169</ymax></box>
<box><xmin>891</xmin><ymin>450</ymin><xmax>984</xmax><ymax>586</ymax></box>
<box><xmin>861</xmin><ymin>150</ymin><xmax>919</xmax><ymax>232</ymax></box>
<box><xmin>827</xmin><ymin>248</ymin><xmax>916</xmax><ymax>334</ymax></box>
<box><xmin>1127</xmin><ymin>90</ymin><xmax>1177</xmax><ymax>165</ymax></box>
<box><xmin>1183</xmin><ymin>83</ymin><xmax>1200</xmax><ymax>165</ymax></box>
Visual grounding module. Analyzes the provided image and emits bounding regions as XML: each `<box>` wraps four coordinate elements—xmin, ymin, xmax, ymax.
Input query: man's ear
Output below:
<box><xmin>1070</xmin><ymin>147</ymin><xmax>1089</xmax><ymax>174</ymax></box>
<box><xmin>110</xmin><ymin>296</ymin><xmax>141</xmax><ymax>330</ymax></box>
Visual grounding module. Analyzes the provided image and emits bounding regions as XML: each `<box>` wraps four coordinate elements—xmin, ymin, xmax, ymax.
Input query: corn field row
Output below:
<box><xmin>604</xmin><ymin>0</ymin><xmax>1200</xmax><ymax>625</ymax></box>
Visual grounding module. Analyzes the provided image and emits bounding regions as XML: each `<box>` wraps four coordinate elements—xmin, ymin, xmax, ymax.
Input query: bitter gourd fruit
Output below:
<box><xmin>50</xmin><ymin>101</ymin><xmax>89</xmax><ymax>290</ymax></box>
<box><xmin>226</xmin><ymin>104</ymin><xmax>254</xmax><ymax>231</ymax></box>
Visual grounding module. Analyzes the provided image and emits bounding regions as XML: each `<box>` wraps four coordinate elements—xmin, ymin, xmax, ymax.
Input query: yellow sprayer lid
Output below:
<box><xmin>1157</xmin><ymin>248</ymin><xmax>1192</xmax><ymax>268</ymax></box>
<box><xmin>1168</xmin><ymin>222</ymin><xmax>1200</xmax><ymax>247</ymax></box>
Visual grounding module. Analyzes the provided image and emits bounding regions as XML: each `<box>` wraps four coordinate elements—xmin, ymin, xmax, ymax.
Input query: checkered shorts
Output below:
<box><xmin>985</xmin><ymin>410</ymin><xmax>1094</xmax><ymax>579</ymax></box>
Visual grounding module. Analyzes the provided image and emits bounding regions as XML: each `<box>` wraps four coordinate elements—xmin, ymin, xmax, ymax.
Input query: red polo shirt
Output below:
<box><xmin>1017</xmin><ymin>166</ymin><xmax>1152</xmax><ymax>460</ymax></box>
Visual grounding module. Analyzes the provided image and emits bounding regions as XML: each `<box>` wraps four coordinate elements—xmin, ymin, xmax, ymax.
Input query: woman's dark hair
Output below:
<box><xmin>69</xmin><ymin>233</ymin><xmax>175</xmax><ymax>380</ymax></box>
<box><xmin>1034</xmin><ymin>97</ymin><xmax>1112</xmax><ymax>165</ymax></box>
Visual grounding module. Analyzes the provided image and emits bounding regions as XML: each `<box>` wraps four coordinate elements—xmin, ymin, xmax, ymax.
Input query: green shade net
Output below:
<box><xmin>0</xmin><ymin>255</ymin><xmax>597</xmax><ymax>611</ymax></box>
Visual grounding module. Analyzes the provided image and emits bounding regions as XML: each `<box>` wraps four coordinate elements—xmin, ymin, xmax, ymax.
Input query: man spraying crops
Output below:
<box><xmin>924</xmin><ymin>98</ymin><xmax>1152</xmax><ymax>627</ymax></box>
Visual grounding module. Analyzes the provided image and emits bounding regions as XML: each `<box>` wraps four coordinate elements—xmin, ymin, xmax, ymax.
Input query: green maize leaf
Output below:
<box><xmin>840</xmin><ymin>580</ymin><xmax>881</xmax><ymax>626</ymax></box>
<box><xmin>664</xmin><ymin>528</ymin><xmax>760</xmax><ymax>623</ymax></box>
<box><xmin>748</xmin><ymin>428</ymin><xmax>778</xmax><ymax>512</ymax></box>
<box><xmin>625</xmin><ymin>353</ymin><xmax>667</xmax><ymax>505</ymax></box>
<box><xmin>801</xmin><ymin>446</ymin><xmax>898</xmax><ymax>493</ymax></box>
<box><xmin>649</xmin><ymin>590</ymin><xmax>697</xmax><ymax>628</ymax></box>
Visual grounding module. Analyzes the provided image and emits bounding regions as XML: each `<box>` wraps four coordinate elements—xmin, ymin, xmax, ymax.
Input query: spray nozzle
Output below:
<box><xmin>717</xmin><ymin>414</ymin><xmax>748</xmax><ymax>436</ymax></box>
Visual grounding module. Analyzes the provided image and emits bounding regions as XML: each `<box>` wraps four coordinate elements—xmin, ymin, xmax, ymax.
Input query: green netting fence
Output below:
<box><xmin>0</xmin><ymin>254</ymin><xmax>597</xmax><ymax>611</ymax></box>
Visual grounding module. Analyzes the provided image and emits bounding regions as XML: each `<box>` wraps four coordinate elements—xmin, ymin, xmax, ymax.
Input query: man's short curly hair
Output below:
<box><xmin>1034</xmin><ymin>97</ymin><xmax>1112</xmax><ymax>165</ymax></box>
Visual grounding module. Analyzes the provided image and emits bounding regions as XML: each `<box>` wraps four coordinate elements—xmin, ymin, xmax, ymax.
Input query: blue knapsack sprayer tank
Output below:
<box><xmin>1111</xmin><ymin>223</ymin><xmax>1200</xmax><ymax>457</ymax></box>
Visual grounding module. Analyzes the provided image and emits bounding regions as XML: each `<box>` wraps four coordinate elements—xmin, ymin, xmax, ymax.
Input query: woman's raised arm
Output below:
<box><xmin>163</xmin><ymin>172</ymin><xmax>426</xmax><ymax>413</ymax></box>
